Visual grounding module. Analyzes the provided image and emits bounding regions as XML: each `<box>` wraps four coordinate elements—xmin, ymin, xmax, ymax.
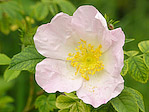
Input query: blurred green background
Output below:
<box><xmin>0</xmin><ymin>0</ymin><xmax>148</xmax><ymax>112</ymax></box>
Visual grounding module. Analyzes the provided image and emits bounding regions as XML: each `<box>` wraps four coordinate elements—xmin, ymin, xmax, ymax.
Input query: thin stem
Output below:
<box><xmin>23</xmin><ymin>74</ymin><xmax>34</xmax><ymax>112</ymax></box>
<box><xmin>36</xmin><ymin>90</ymin><xmax>44</xmax><ymax>96</ymax></box>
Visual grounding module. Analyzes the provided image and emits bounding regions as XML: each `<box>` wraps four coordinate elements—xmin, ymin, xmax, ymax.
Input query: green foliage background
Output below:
<box><xmin>0</xmin><ymin>0</ymin><xmax>148</xmax><ymax>112</ymax></box>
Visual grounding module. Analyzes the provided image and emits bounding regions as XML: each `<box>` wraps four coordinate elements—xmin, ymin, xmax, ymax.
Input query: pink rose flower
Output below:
<box><xmin>34</xmin><ymin>5</ymin><xmax>125</xmax><ymax>108</ymax></box>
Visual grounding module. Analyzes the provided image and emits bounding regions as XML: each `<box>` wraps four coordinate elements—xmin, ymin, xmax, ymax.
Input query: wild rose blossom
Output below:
<box><xmin>34</xmin><ymin>5</ymin><xmax>125</xmax><ymax>108</ymax></box>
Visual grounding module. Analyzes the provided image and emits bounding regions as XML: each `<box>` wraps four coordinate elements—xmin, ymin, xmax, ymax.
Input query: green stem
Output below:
<box><xmin>23</xmin><ymin>74</ymin><xmax>34</xmax><ymax>112</ymax></box>
<box><xmin>36</xmin><ymin>90</ymin><xmax>44</xmax><ymax>96</ymax></box>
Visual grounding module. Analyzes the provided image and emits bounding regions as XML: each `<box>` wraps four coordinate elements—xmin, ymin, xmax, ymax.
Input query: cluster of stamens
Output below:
<box><xmin>67</xmin><ymin>39</ymin><xmax>104</xmax><ymax>80</ymax></box>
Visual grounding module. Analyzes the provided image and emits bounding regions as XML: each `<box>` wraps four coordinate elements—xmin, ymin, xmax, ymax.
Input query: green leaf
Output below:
<box><xmin>41</xmin><ymin>0</ymin><xmax>52</xmax><ymax>2</ymax></box>
<box><xmin>64</xmin><ymin>92</ymin><xmax>79</xmax><ymax>100</ymax></box>
<box><xmin>55</xmin><ymin>0</ymin><xmax>76</xmax><ymax>15</ymax></box>
<box><xmin>59</xmin><ymin>108</ymin><xmax>70</xmax><ymax>112</ymax></box>
<box><xmin>33</xmin><ymin>2</ymin><xmax>49</xmax><ymax>21</ymax></box>
<box><xmin>125</xmin><ymin>87</ymin><xmax>145</xmax><ymax>112</ymax></box>
<box><xmin>0</xmin><ymin>54</ymin><xmax>11</xmax><ymax>65</ymax></box>
<box><xmin>56</xmin><ymin>95</ymin><xmax>76</xmax><ymax>109</ymax></box>
<box><xmin>121</xmin><ymin>60</ymin><xmax>128</xmax><ymax>76</ymax></box>
<box><xmin>56</xmin><ymin>94</ymin><xmax>90</xmax><ymax>112</ymax></box>
<box><xmin>69</xmin><ymin>102</ymin><xmax>82</xmax><ymax>112</ymax></box>
<box><xmin>35</xmin><ymin>94</ymin><xmax>57</xmax><ymax>112</ymax></box>
<box><xmin>0</xmin><ymin>17</ymin><xmax>10</xmax><ymax>35</ymax></box>
<box><xmin>47</xmin><ymin>94</ymin><xmax>57</xmax><ymax>111</ymax></box>
<box><xmin>9</xmin><ymin>45</ymin><xmax>45</xmax><ymax>73</ymax></box>
<box><xmin>104</xmin><ymin>14</ymin><xmax>109</xmax><ymax>22</ymax></box>
<box><xmin>0</xmin><ymin>96</ymin><xmax>14</xmax><ymax>107</ymax></box>
<box><xmin>143</xmin><ymin>52</ymin><xmax>149</xmax><ymax>68</ymax></box>
<box><xmin>125</xmin><ymin>38</ymin><xmax>135</xmax><ymax>43</ymax></box>
<box><xmin>128</xmin><ymin>56</ymin><xmax>148</xmax><ymax>83</ymax></box>
<box><xmin>48</xmin><ymin>3</ymin><xmax>58</xmax><ymax>16</ymax></box>
<box><xmin>69</xmin><ymin>100</ymin><xmax>90</xmax><ymax>112</ymax></box>
<box><xmin>113</xmin><ymin>20</ymin><xmax>120</xmax><ymax>25</ymax></box>
<box><xmin>1</xmin><ymin>1</ymin><xmax>23</xmax><ymax>20</ymax></box>
<box><xmin>124</xmin><ymin>51</ymin><xmax>139</xmax><ymax>57</ymax></box>
<box><xmin>77</xmin><ymin>100</ymin><xmax>91</xmax><ymax>112</ymax></box>
<box><xmin>111</xmin><ymin>89</ymin><xmax>139</xmax><ymax>112</ymax></box>
<box><xmin>0</xmin><ymin>104</ymin><xmax>14</xmax><ymax>112</ymax></box>
<box><xmin>0</xmin><ymin>7</ymin><xmax>2</xmax><ymax>20</ymax></box>
<box><xmin>93</xmin><ymin>103</ymin><xmax>116</xmax><ymax>112</ymax></box>
<box><xmin>0</xmin><ymin>77</ymin><xmax>14</xmax><ymax>94</ymax></box>
<box><xmin>4</xmin><ymin>68</ymin><xmax>21</xmax><ymax>82</ymax></box>
<box><xmin>138</xmin><ymin>40</ymin><xmax>149</xmax><ymax>53</ymax></box>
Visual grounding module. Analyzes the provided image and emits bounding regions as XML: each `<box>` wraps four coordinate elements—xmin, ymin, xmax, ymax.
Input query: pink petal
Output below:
<box><xmin>101</xmin><ymin>28</ymin><xmax>125</xmax><ymax>74</ymax></box>
<box><xmin>72</xmin><ymin>5</ymin><xmax>107</xmax><ymax>31</ymax></box>
<box><xmin>35</xmin><ymin>58</ymin><xmax>83</xmax><ymax>93</ymax></box>
<box><xmin>77</xmin><ymin>70</ymin><xmax>124</xmax><ymax>108</ymax></box>
<box><xmin>34</xmin><ymin>13</ymin><xmax>72</xmax><ymax>60</ymax></box>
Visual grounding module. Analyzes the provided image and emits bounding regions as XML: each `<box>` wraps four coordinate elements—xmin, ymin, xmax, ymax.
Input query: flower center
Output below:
<box><xmin>67</xmin><ymin>39</ymin><xmax>104</xmax><ymax>80</ymax></box>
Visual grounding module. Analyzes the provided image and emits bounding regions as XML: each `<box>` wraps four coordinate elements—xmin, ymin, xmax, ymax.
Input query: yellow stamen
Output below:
<box><xmin>67</xmin><ymin>39</ymin><xmax>104</xmax><ymax>80</ymax></box>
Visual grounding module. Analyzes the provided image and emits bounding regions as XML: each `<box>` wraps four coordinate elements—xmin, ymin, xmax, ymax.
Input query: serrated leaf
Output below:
<box><xmin>121</xmin><ymin>60</ymin><xmax>128</xmax><ymax>76</ymax></box>
<box><xmin>78</xmin><ymin>100</ymin><xmax>91</xmax><ymax>112</ymax></box>
<box><xmin>69</xmin><ymin>100</ymin><xmax>90</xmax><ymax>112</ymax></box>
<box><xmin>124</xmin><ymin>51</ymin><xmax>139</xmax><ymax>57</ymax></box>
<box><xmin>125</xmin><ymin>38</ymin><xmax>135</xmax><ymax>43</ymax></box>
<box><xmin>33</xmin><ymin>2</ymin><xmax>49</xmax><ymax>21</ymax></box>
<box><xmin>35</xmin><ymin>94</ymin><xmax>57</xmax><ymax>112</ymax></box>
<box><xmin>35</xmin><ymin>95</ymin><xmax>49</xmax><ymax>112</ymax></box>
<box><xmin>9</xmin><ymin>45</ymin><xmax>45</xmax><ymax>73</ymax></box>
<box><xmin>59</xmin><ymin>108</ymin><xmax>70</xmax><ymax>112</ymax></box>
<box><xmin>56</xmin><ymin>95</ymin><xmax>76</xmax><ymax>109</ymax></box>
<box><xmin>56</xmin><ymin>94</ymin><xmax>90</xmax><ymax>112</ymax></box>
<box><xmin>47</xmin><ymin>94</ymin><xmax>57</xmax><ymax>111</ymax></box>
<box><xmin>138</xmin><ymin>40</ymin><xmax>149</xmax><ymax>53</ymax></box>
<box><xmin>55</xmin><ymin>0</ymin><xmax>76</xmax><ymax>15</ymax></box>
<box><xmin>4</xmin><ymin>68</ymin><xmax>21</xmax><ymax>82</ymax></box>
<box><xmin>111</xmin><ymin>89</ymin><xmax>139</xmax><ymax>112</ymax></box>
<box><xmin>93</xmin><ymin>103</ymin><xmax>116</xmax><ymax>112</ymax></box>
<box><xmin>0</xmin><ymin>54</ymin><xmax>11</xmax><ymax>65</ymax></box>
<box><xmin>143</xmin><ymin>53</ymin><xmax>149</xmax><ymax>68</ymax></box>
<box><xmin>69</xmin><ymin>102</ymin><xmax>81</xmax><ymax>112</ymax></box>
<box><xmin>125</xmin><ymin>87</ymin><xmax>145</xmax><ymax>112</ymax></box>
<box><xmin>128</xmin><ymin>56</ymin><xmax>148</xmax><ymax>83</ymax></box>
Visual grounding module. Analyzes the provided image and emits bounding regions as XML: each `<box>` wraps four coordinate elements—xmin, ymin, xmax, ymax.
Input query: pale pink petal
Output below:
<box><xmin>110</xmin><ymin>28</ymin><xmax>125</xmax><ymax>72</ymax></box>
<box><xmin>34</xmin><ymin>13</ymin><xmax>72</xmax><ymax>60</ymax></box>
<box><xmin>101</xmin><ymin>28</ymin><xmax>125</xmax><ymax>74</ymax></box>
<box><xmin>99</xmin><ymin>29</ymin><xmax>113</xmax><ymax>53</ymax></box>
<box><xmin>35</xmin><ymin>58</ymin><xmax>83</xmax><ymax>93</ymax></box>
<box><xmin>77</xmin><ymin>70</ymin><xmax>124</xmax><ymax>108</ymax></box>
<box><xmin>72</xmin><ymin>5</ymin><xmax>107</xmax><ymax>32</ymax></box>
<box><xmin>110</xmin><ymin>28</ymin><xmax>125</xmax><ymax>51</ymax></box>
